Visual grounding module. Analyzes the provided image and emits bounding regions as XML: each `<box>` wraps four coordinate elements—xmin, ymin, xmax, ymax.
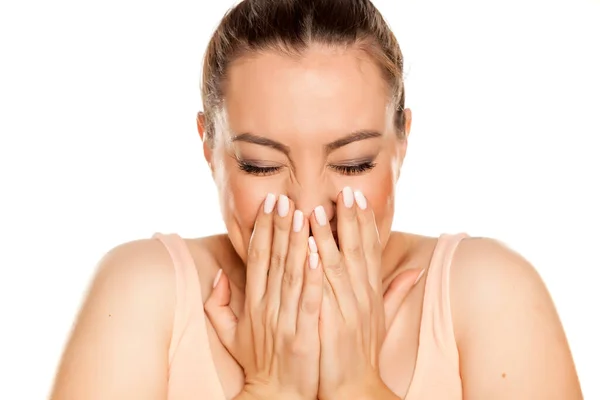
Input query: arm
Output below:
<box><xmin>451</xmin><ymin>238</ymin><xmax>583</xmax><ymax>400</ymax></box>
<box><xmin>50</xmin><ymin>239</ymin><xmax>176</xmax><ymax>400</ymax></box>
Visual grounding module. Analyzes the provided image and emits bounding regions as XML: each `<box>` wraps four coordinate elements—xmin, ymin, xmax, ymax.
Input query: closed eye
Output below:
<box><xmin>236</xmin><ymin>160</ymin><xmax>282</xmax><ymax>176</ymax></box>
<box><xmin>237</xmin><ymin>160</ymin><xmax>376</xmax><ymax>176</ymax></box>
<box><xmin>329</xmin><ymin>162</ymin><xmax>376</xmax><ymax>175</ymax></box>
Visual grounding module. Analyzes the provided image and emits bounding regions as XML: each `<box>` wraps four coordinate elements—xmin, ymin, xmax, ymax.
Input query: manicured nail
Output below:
<box><xmin>413</xmin><ymin>269</ymin><xmax>425</xmax><ymax>286</ymax></box>
<box><xmin>342</xmin><ymin>186</ymin><xmax>354</xmax><ymax>208</ymax></box>
<box><xmin>293</xmin><ymin>210</ymin><xmax>304</xmax><ymax>232</ymax></box>
<box><xmin>309</xmin><ymin>253</ymin><xmax>319</xmax><ymax>269</ymax></box>
<box><xmin>308</xmin><ymin>236</ymin><xmax>318</xmax><ymax>253</ymax></box>
<box><xmin>264</xmin><ymin>193</ymin><xmax>276</xmax><ymax>214</ymax></box>
<box><xmin>354</xmin><ymin>190</ymin><xmax>367</xmax><ymax>210</ymax></box>
<box><xmin>277</xmin><ymin>194</ymin><xmax>289</xmax><ymax>217</ymax></box>
<box><xmin>314</xmin><ymin>205</ymin><xmax>327</xmax><ymax>226</ymax></box>
<box><xmin>212</xmin><ymin>268</ymin><xmax>223</xmax><ymax>288</ymax></box>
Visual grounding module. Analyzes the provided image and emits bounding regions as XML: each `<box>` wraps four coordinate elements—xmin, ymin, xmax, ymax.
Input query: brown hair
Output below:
<box><xmin>201</xmin><ymin>0</ymin><xmax>406</xmax><ymax>145</ymax></box>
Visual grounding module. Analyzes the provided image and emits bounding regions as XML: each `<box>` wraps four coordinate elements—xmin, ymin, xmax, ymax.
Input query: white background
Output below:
<box><xmin>1</xmin><ymin>0</ymin><xmax>599</xmax><ymax>398</ymax></box>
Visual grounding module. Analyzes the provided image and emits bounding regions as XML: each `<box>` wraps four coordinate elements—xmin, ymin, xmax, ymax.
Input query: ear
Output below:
<box><xmin>403</xmin><ymin>108</ymin><xmax>412</xmax><ymax>139</ymax></box>
<box><xmin>197</xmin><ymin>112</ymin><xmax>214</xmax><ymax>172</ymax></box>
<box><xmin>394</xmin><ymin>108</ymin><xmax>412</xmax><ymax>182</ymax></box>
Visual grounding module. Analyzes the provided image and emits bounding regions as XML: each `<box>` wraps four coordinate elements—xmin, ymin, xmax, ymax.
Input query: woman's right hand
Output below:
<box><xmin>205</xmin><ymin>194</ymin><xmax>324</xmax><ymax>400</ymax></box>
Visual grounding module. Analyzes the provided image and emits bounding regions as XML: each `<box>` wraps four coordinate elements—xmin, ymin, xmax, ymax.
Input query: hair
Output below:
<box><xmin>201</xmin><ymin>0</ymin><xmax>406</xmax><ymax>146</ymax></box>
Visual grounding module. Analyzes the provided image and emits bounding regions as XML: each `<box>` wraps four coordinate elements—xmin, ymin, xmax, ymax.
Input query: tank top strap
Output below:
<box><xmin>153</xmin><ymin>233</ymin><xmax>205</xmax><ymax>365</ymax></box>
<box><xmin>421</xmin><ymin>233</ymin><xmax>469</xmax><ymax>359</ymax></box>
<box><xmin>405</xmin><ymin>233</ymin><xmax>468</xmax><ymax>399</ymax></box>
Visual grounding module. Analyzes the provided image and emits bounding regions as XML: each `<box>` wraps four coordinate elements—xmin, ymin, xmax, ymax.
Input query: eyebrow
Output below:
<box><xmin>231</xmin><ymin>129</ymin><xmax>382</xmax><ymax>155</ymax></box>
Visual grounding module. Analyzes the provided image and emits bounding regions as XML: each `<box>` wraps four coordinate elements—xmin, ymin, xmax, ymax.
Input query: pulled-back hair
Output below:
<box><xmin>201</xmin><ymin>0</ymin><xmax>406</xmax><ymax>145</ymax></box>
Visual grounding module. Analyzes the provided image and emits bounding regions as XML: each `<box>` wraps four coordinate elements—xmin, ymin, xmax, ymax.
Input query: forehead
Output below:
<box><xmin>223</xmin><ymin>45</ymin><xmax>391</xmax><ymax>140</ymax></box>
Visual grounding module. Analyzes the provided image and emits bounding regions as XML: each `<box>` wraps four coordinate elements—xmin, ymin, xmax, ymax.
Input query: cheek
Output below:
<box><xmin>216</xmin><ymin>159</ymin><xmax>284</xmax><ymax>259</ymax></box>
<box><xmin>364</xmin><ymin>176</ymin><xmax>394</xmax><ymax>220</ymax></box>
<box><xmin>221</xmin><ymin>172</ymin><xmax>269</xmax><ymax>228</ymax></box>
<box><xmin>356</xmin><ymin>166</ymin><xmax>396</xmax><ymax>240</ymax></box>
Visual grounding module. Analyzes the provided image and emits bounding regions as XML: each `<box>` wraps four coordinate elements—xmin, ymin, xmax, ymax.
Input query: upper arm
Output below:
<box><xmin>50</xmin><ymin>239</ymin><xmax>176</xmax><ymax>400</ymax></box>
<box><xmin>451</xmin><ymin>238</ymin><xmax>582</xmax><ymax>400</ymax></box>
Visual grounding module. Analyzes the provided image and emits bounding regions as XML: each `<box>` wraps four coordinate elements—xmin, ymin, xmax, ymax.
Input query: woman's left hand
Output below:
<box><xmin>309</xmin><ymin>187</ymin><xmax>423</xmax><ymax>400</ymax></box>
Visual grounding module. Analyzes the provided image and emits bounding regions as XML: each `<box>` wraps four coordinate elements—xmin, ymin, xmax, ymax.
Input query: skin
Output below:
<box><xmin>50</xmin><ymin>44</ymin><xmax>583</xmax><ymax>400</ymax></box>
<box><xmin>203</xmin><ymin>45</ymin><xmax>406</xmax><ymax>275</ymax></box>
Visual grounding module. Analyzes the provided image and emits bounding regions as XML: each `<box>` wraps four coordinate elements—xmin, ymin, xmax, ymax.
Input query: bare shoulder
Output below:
<box><xmin>51</xmin><ymin>238</ymin><xmax>177</xmax><ymax>400</ymax></box>
<box><xmin>448</xmin><ymin>237</ymin><xmax>582</xmax><ymax>399</ymax></box>
<box><xmin>449</xmin><ymin>237</ymin><xmax>548</xmax><ymax>338</ymax></box>
<box><xmin>95</xmin><ymin>238</ymin><xmax>177</xmax><ymax>294</ymax></box>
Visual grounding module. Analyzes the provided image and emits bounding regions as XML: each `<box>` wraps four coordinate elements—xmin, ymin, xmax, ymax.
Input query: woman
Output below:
<box><xmin>50</xmin><ymin>0</ymin><xmax>582</xmax><ymax>399</ymax></box>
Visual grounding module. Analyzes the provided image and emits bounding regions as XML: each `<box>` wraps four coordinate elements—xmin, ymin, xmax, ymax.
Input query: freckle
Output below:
<box><xmin>502</xmin><ymin>373</ymin><xmax>506</xmax><ymax>378</ymax></box>
<box><xmin>109</xmin><ymin>314</ymin><xmax>112</xmax><ymax>317</ymax></box>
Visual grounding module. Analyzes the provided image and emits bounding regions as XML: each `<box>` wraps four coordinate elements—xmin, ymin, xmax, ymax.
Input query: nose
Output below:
<box><xmin>289</xmin><ymin>183</ymin><xmax>336</xmax><ymax>224</ymax></box>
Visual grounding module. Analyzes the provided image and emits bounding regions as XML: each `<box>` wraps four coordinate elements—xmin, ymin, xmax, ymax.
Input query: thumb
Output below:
<box><xmin>204</xmin><ymin>269</ymin><xmax>237</xmax><ymax>352</ymax></box>
<box><xmin>383</xmin><ymin>268</ymin><xmax>425</xmax><ymax>330</ymax></box>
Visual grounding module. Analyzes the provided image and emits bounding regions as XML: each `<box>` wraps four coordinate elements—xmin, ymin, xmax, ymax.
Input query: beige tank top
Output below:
<box><xmin>154</xmin><ymin>233</ymin><xmax>467</xmax><ymax>400</ymax></box>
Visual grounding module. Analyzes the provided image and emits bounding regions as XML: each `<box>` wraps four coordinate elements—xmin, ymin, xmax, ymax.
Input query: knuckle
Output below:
<box><xmin>322</xmin><ymin>255</ymin><xmax>346</xmax><ymax>277</ymax></box>
<box><xmin>300</xmin><ymin>295</ymin><xmax>320</xmax><ymax>315</ymax></box>
<box><xmin>282</xmin><ymin>269</ymin><xmax>302</xmax><ymax>287</ymax></box>
<box><xmin>270</xmin><ymin>251</ymin><xmax>286</xmax><ymax>269</ymax></box>
<box><xmin>248</xmin><ymin>245</ymin><xmax>269</xmax><ymax>264</ymax></box>
<box><xmin>365</xmin><ymin>237</ymin><xmax>381</xmax><ymax>255</ymax></box>
<box><xmin>325</xmin><ymin>257</ymin><xmax>345</xmax><ymax>277</ymax></box>
<box><xmin>343</xmin><ymin>243</ymin><xmax>364</xmax><ymax>260</ymax></box>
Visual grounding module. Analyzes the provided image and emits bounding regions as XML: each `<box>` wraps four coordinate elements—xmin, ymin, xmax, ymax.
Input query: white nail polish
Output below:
<box><xmin>293</xmin><ymin>210</ymin><xmax>304</xmax><ymax>232</ymax></box>
<box><xmin>314</xmin><ymin>205</ymin><xmax>327</xmax><ymax>226</ymax></box>
<box><xmin>277</xmin><ymin>194</ymin><xmax>289</xmax><ymax>217</ymax></box>
<box><xmin>212</xmin><ymin>268</ymin><xmax>223</xmax><ymax>288</ymax></box>
<box><xmin>264</xmin><ymin>193</ymin><xmax>276</xmax><ymax>214</ymax></box>
<box><xmin>354</xmin><ymin>191</ymin><xmax>367</xmax><ymax>210</ymax></box>
<box><xmin>413</xmin><ymin>269</ymin><xmax>425</xmax><ymax>286</ymax></box>
<box><xmin>342</xmin><ymin>186</ymin><xmax>354</xmax><ymax>208</ymax></box>
<box><xmin>308</xmin><ymin>236</ymin><xmax>318</xmax><ymax>253</ymax></box>
<box><xmin>309</xmin><ymin>253</ymin><xmax>319</xmax><ymax>269</ymax></box>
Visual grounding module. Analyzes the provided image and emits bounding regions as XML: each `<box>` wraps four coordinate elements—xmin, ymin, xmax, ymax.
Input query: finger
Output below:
<box><xmin>310</xmin><ymin>206</ymin><xmax>357</xmax><ymax>321</ymax></box>
<box><xmin>295</xmin><ymin>241</ymin><xmax>323</xmax><ymax>340</ymax></box>
<box><xmin>265</xmin><ymin>195</ymin><xmax>294</xmax><ymax>321</ymax></box>
<box><xmin>353</xmin><ymin>190</ymin><xmax>383</xmax><ymax>296</ymax></box>
<box><xmin>383</xmin><ymin>268</ymin><xmax>424</xmax><ymax>330</ymax></box>
<box><xmin>319</xmin><ymin>269</ymin><xmax>338</xmax><ymax>345</ymax></box>
<box><xmin>246</xmin><ymin>193</ymin><xmax>276</xmax><ymax>307</ymax></box>
<box><xmin>336</xmin><ymin>187</ymin><xmax>370</xmax><ymax>304</ymax></box>
<box><xmin>204</xmin><ymin>269</ymin><xmax>237</xmax><ymax>352</ymax></box>
<box><xmin>277</xmin><ymin>209</ymin><xmax>310</xmax><ymax>335</ymax></box>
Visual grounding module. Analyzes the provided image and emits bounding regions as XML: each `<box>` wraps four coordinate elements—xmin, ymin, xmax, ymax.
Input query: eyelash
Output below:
<box><xmin>236</xmin><ymin>161</ymin><xmax>376</xmax><ymax>176</ymax></box>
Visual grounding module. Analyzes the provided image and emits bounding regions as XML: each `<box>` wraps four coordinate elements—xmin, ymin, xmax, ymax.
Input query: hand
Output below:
<box><xmin>309</xmin><ymin>187</ymin><xmax>423</xmax><ymax>400</ymax></box>
<box><xmin>205</xmin><ymin>194</ymin><xmax>324</xmax><ymax>400</ymax></box>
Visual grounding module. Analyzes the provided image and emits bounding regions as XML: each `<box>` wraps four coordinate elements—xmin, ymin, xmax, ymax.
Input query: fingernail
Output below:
<box><xmin>342</xmin><ymin>186</ymin><xmax>354</xmax><ymax>208</ymax></box>
<box><xmin>314</xmin><ymin>205</ymin><xmax>327</xmax><ymax>226</ymax></box>
<box><xmin>354</xmin><ymin>190</ymin><xmax>367</xmax><ymax>210</ymax></box>
<box><xmin>264</xmin><ymin>193</ymin><xmax>276</xmax><ymax>214</ymax></box>
<box><xmin>213</xmin><ymin>268</ymin><xmax>223</xmax><ymax>288</ymax></box>
<box><xmin>413</xmin><ymin>269</ymin><xmax>425</xmax><ymax>286</ymax></box>
<box><xmin>277</xmin><ymin>194</ymin><xmax>289</xmax><ymax>217</ymax></box>
<box><xmin>293</xmin><ymin>210</ymin><xmax>304</xmax><ymax>232</ymax></box>
<box><xmin>309</xmin><ymin>253</ymin><xmax>319</xmax><ymax>269</ymax></box>
<box><xmin>308</xmin><ymin>236</ymin><xmax>318</xmax><ymax>253</ymax></box>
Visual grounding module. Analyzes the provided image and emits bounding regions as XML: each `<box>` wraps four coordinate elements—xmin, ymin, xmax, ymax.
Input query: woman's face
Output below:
<box><xmin>200</xmin><ymin>45</ymin><xmax>411</xmax><ymax>262</ymax></box>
